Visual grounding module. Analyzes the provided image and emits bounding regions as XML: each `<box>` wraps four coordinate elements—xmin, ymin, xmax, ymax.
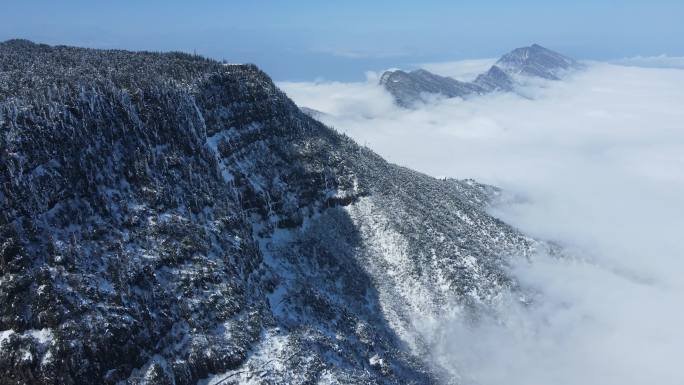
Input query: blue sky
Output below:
<box><xmin>2</xmin><ymin>0</ymin><xmax>682</xmax><ymax>81</ymax></box>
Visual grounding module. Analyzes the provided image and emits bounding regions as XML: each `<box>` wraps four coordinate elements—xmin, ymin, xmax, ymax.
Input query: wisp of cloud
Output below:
<box><xmin>280</xmin><ymin>62</ymin><xmax>684</xmax><ymax>385</ymax></box>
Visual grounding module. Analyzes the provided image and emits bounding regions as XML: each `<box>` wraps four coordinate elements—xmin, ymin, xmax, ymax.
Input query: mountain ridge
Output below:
<box><xmin>379</xmin><ymin>44</ymin><xmax>581</xmax><ymax>107</ymax></box>
<box><xmin>0</xmin><ymin>40</ymin><xmax>541</xmax><ymax>385</ymax></box>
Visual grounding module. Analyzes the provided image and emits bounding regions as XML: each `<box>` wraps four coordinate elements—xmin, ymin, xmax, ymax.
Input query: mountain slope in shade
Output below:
<box><xmin>473</xmin><ymin>65</ymin><xmax>515</xmax><ymax>93</ymax></box>
<box><xmin>379</xmin><ymin>69</ymin><xmax>484</xmax><ymax>108</ymax></box>
<box><xmin>379</xmin><ymin>44</ymin><xmax>580</xmax><ymax>107</ymax></box>
<box><xmin>0</xmin><ymin>40</ymin><xmax>542</xmax><ymax>385</ymax></box>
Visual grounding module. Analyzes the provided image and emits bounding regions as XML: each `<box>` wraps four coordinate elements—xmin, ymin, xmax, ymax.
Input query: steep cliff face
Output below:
<box><xmin>0</xmin><ymin>40</ymin><xmax>538</xmax><ymax>385</ymax></box>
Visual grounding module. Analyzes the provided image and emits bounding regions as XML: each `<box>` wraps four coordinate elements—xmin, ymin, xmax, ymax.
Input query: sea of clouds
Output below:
<box><xmin>279</xmin><ymin>61</ymin><xmax>684</xmax><ymax>385</ymax></box>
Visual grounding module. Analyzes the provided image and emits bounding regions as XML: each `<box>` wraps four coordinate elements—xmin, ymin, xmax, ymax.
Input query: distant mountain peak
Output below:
<box><xmin>496</xmin><ymin>44</ymin><xmax>580</xmax><ymax>80</ymax></box>
<box><xmin>379</xmin><ymin>44</ymin><xmax>581</xmax><ymax>107</ymax></box>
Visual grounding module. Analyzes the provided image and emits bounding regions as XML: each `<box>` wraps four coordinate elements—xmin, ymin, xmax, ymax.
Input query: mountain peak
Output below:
<box><xmin>379</xmin><ymin>44</ymin><xmax>580</xmax><ymax>107</ymax></box>
<box><xmin>496</xmin><ymin>44</ymin><xmax>580</xmax><ymax>80</ymax></box>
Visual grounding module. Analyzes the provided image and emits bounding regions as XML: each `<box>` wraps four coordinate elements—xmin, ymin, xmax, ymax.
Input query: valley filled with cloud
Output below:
<box><xmin>281</xmin><ymin>62</ymin><xmax>684</xmax><ymax>385</ymax></box>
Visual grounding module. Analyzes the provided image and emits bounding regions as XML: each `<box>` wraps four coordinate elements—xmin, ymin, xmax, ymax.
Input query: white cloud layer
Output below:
<box><xmin>612</xmin><ymin>55</ymin><xmax>684</xmax><ymax>69</ymax></box>
<box><xmin>280</xmin><ymin>62</ymin><xmax>684</xmax><ymax>385</ymax></box>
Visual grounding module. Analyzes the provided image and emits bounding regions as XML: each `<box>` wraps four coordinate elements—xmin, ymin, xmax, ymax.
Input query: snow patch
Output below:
<box><xmin>202</xmin><ymin>329</ymin><xmax>293</xmax><ymax>385</ymax></box>
<box><xmin>27</xmin><ymin>328</ymin><xmax>54</xmax><ymax>346</ymax></box>
<box><xmin>0</xmin><ymin>329</ymin><xmax>15</xmax><ymax>346</ymax></box>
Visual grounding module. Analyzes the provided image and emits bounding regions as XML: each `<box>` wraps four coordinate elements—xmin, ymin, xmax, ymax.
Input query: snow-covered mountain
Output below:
<box><xmin>380</xmin><ymin>44</ymin><xmax>581</xmax><ymax>107</ymax></box>
<box><xmin>495</xmin><ymin>43</ymin><xmax>580</xmax><ymax>80</ymax></box>
<box><xmin>0</xmin><ymin>40</ymin><xmax>543</xmax><ymax>385</ymax></box>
